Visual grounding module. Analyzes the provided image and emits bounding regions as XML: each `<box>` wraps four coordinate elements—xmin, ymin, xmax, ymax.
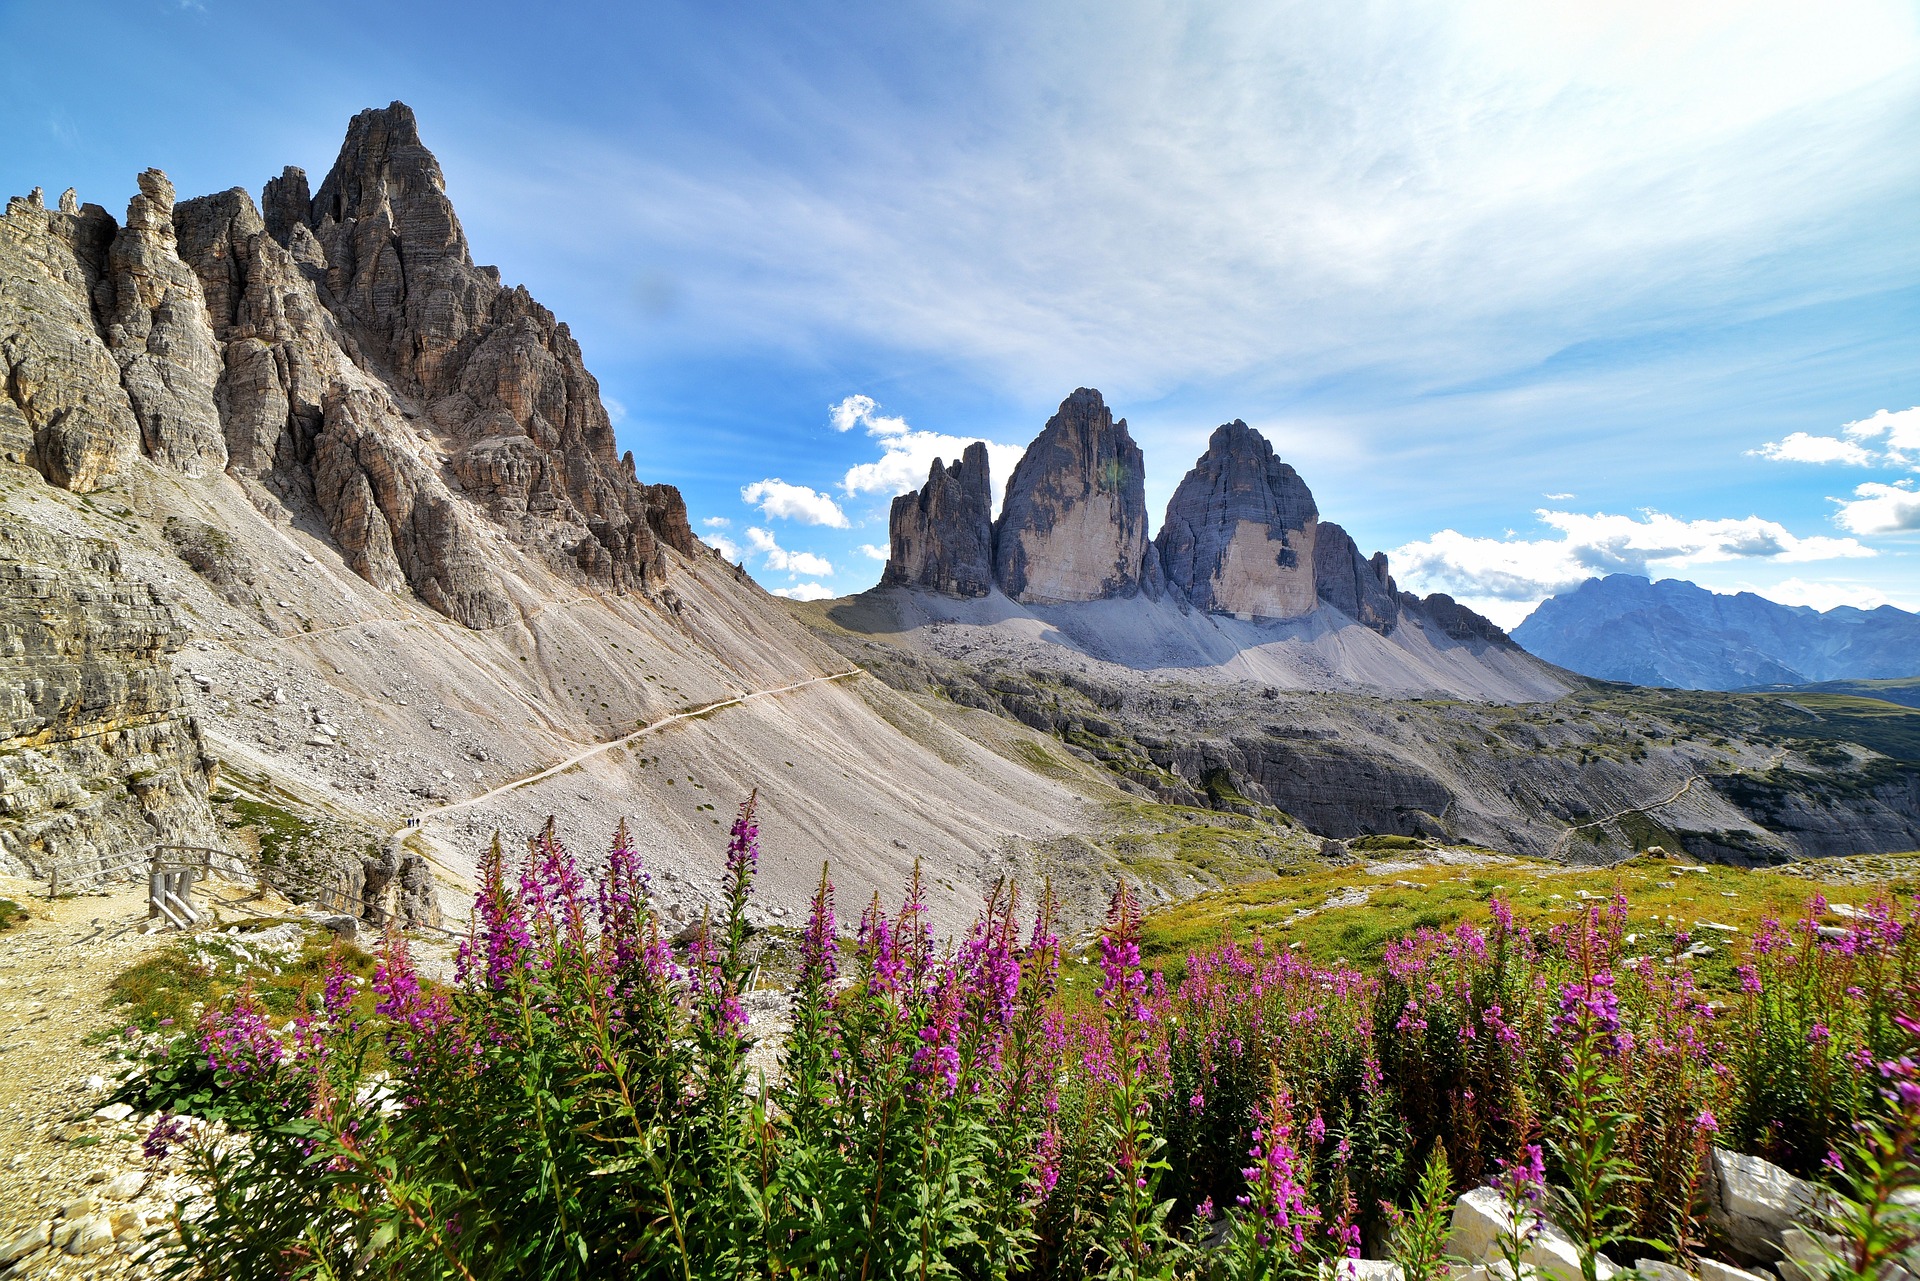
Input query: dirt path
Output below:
<box><xmin>397</xmin><ymin>668</ymin><xmax>862</xmax><ymax>837</ymax></box>
<box><xmin>0</xmin><ymin>877</ymin><xmax>305</xmax><ymax>1275</ymax></box>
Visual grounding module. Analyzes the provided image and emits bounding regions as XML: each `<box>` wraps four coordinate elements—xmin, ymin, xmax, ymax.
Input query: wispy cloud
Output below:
<box><xmin>741</xmin><ymin>478</ymin><xmax>849</xmax><ymax>527</ymax></box>
<box><xmin>702</xmin><ymin>515</ymin><xmax>731</xmax><ymax>528</ymax></box>
<box><xmin>745</xmin><ymin>526</ymin><xmax>833</xmax><ymax>577</ymax></box>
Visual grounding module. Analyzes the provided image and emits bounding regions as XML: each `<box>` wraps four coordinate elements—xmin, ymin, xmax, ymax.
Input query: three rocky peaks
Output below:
<box><xmin>884</xmin><ymin>388</ymin><xmax>1509</xmax><ymax>645</ymax></box>
<box><xmin>1</xmin><ymin>102</ymin><xmax>696</xmax><ymax>631</ymax></box>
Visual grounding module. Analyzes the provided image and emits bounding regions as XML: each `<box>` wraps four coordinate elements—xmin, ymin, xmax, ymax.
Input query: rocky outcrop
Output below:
<box><xmin>884</xmin><ymin>443</ymin><xmax>995</xmax><ymax>597</ymax></box>
<box><xmin>994</xmin><ymin>388</ymin><xmax>1160</xmax><ymax>603</ymax></box>
<box><xmin>0</xmin><ymin>521</ymin><xmax>216</xmax><ymax>879</ymax></box>
<box><xmin>1155</xmin><ymin>420</ymin><xmax>1318</xmax><ymax>618</ymax></box>
<box><xmin>0</xmin><ymin>190</ymin><xmax>138</xmax><ymax>492</ymax></box>
<box><xmin>1314</xmin><ymin>521</ymin><xmax>1400</xmax><ymax>634</ymax></box>
<box><xmin>286</xmin><ymin>103</ymin><xmax>689</xmax><ymax>596</ymax></box>
<box><xmin>1413</xmin><ymin>592</ymin><xmax>1517</xmax><ymax>647</ymax></box>
<box><xmin>97</xmin><ymin>170</ymin><xmax>227</xmax><ymax>478</ymax></box>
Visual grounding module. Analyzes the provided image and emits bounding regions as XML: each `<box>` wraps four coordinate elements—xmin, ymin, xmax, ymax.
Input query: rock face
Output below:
<box><xmin>7</xmin><ymin>102</ymin><xmax>694</xmax><ymax>632</ymax></box>
<box><xmin>0</xmin><ymin>190</ymin><xmax>139</xmax><ymax>492</ymax></box>
<box><xmin>98</xmin><ymin>170</ymin><xmax>227</xmax><ymax>478</ymax></box>
<box><xmin>1314</xmin><ymin>521</ymin><xmax>1400</xmax><ymax>634</ymax></box>
<box><xmin>875</xmin><ymin>401</ymin><xmax>1515</xmax><ymax>653</ymax></box>
<box><xmin>0</xmin><ymin>521</ymin><xmax>218</xmax><ymax>878</ymax></box>
<box><xmin>1156</xmin><ymin>420</ymin><xmax>1319</xmax><ymax>618</ymax></box>
<box><xmin>994</xmin><ymin>388</ymin><xmax>1160</xmax><ymax>603</ymax></box>
<box><xmin>884</xmin><ymin>442</ymin><xmax>995</xmax><ymax>597</ymax></box>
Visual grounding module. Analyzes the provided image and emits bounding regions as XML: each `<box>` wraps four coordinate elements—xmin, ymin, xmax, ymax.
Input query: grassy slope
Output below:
<box><xmin>1126</xmin><ymin>848</ymin><xmax>1920</xmax><ymax>994</ymax></box>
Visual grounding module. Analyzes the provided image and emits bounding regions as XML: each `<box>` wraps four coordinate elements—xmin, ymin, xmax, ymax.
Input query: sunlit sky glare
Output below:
<box><xmin>5</xmin><ymin>0</ymin><xmax>1918</xmax><ymax>624</ymax></box>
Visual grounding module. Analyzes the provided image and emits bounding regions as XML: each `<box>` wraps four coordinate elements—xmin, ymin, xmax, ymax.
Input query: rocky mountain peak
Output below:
<box><xmin>1</xmin><ymin>103</ymin><xmax>697</xmax><ymax>631</ymax></box>
<box><xmin>884</xmin><ymin>442</ymin><xmax>995</xmax><ymax>597</ymax></box>
<box><xmin>1155</xmin><ymin>419</ymin><xmax>1319</xmax><ymax>618</ymax></box>
<box><xmin>993</xmin><ymin>387</ymin><xmax>1161</xmax><ymax>603</ymax></box>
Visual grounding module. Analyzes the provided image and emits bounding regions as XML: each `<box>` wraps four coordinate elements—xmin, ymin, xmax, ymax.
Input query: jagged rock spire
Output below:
<box><xmin>884</xmin><ymin>442</ymin><xmax>995</xmax><ymax>597</ymax></box>
<box><xmin>993</xmin><ymin>388</ymin><xmax>1161</xmax><ymax>603</ymax></box>
<box><xmin>1155</xmin><ymin>420</ymin><xmax>1317</xmax><ymax>618</ymax></box>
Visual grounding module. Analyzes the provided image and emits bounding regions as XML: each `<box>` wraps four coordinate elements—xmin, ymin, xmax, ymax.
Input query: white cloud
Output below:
<box><xmin>702</xmin><ymin>516</ymin><xmax>731</xmax><ymax>528</ymax></box>
<box><xmin>1757</xmin><ymin>577</ymin><xmax>1900</xmax><ymax>612</ymax></box>
<box><xmin>603</xmin><ymin>396</ymin><xmax>628</xmax><ymax>425</ymax></box>
<box><xmin>771</xmin><ymin>582</ymin><xmax>838</xmax><ymax>601</ymax></box>
<box><xmin>1543</xmin><ymin>492</ymin><xmax>1576</xmax><ymax>500</ymax></box>
<box><xmin>705</xmin><ymin>533</ymin><xmax>742</xmax><ymax>562</ymax></box>
<box><xmin>1394</xmin><ymin>508</ymin><xmax>1876</xmax><ymax>604</ymax></box>
<box><xmin>1833</xmin><ymin>481</ymin><xmax>1920</xmax><ymax>535</ymax></box>
<box><xmin>1754</xmin><ymin>407</ymin><xmax>1920</xmax><ymax>469</ymax></box>
<box><xmin>829</xmin><ymin>394</ymin><xmax>910</xmax><ymax>437</ymax></box>
<box><xmin>1842</xmin><ymin>406</ymin><xmax>1920</xmax><ymax>466</ymax></box>
<box><xmin>830</xmin><ymin>395</ymin><xmax>1027</xmax><ymax>514</ymax></box>
<box><xmin>1751</xmin><ymin>432</ymin><xmax>1876</xmax><ymax>465</ymax></box>
<box><xmin>745</xmin><ymin>526</ymin><xmax>834</xmax><ymax>576</ymax></box>
<box><xmin>740</xmin><ymin>478</ymin><xmax>849</xmax><ymax>527</ymax></box>
<box><xmin>858</xmin><ymin>543</ymin><xmax>890</xmax><ymax>561</ymax></box>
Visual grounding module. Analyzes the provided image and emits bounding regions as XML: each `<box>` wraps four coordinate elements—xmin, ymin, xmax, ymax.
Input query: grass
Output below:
<box><xmin>106</xmin><ymin>927</ymin><xmax>380</xmax><ymax>1034</ymax></box>
<box><xmin>1130</xmin><ymin>848</ymin><xmax>1920</xmax><ymax>993</ymax></box>
<box><xmin>0</xmin><ymin>898</ymin><xmax>25</xmax><ymax>931</ymax></box>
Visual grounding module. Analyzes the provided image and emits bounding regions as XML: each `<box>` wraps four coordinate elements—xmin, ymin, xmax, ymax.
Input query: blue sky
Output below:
<box><xmin>5</xmin><ymin>0</ymin><xmax>1918</xmax><ymax>624</ymax></box>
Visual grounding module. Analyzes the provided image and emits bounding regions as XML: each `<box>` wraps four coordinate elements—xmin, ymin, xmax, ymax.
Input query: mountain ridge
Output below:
<box><xmin>1512</xmin><ymin>574</ymin><xmax>1920</xmax><ymax>690</ymax></box>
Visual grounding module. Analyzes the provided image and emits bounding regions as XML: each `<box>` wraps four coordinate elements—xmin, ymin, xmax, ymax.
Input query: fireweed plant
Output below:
<box><xmin>155</xmin><ymin>806</ymin><xmax>1920</xmax><ymax>1281</ymax></box>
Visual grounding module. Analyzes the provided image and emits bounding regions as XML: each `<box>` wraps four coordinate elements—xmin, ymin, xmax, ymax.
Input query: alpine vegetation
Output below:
<box><xmin>147</xmin><ymin>800</ymin><xmax>1920</xmax><ymax>1280</ymax></box>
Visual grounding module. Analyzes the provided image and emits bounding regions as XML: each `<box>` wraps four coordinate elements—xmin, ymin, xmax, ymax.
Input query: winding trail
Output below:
<box><xmin>397</xmin><ymin>669</ymin><xmax>862</xmax><ymax>837</ymax></box>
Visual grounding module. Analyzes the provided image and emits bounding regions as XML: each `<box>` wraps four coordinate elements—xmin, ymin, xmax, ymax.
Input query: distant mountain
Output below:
<box><xmin>1511</xmin><ymin>575</ymin><xmax>1920</xmax><ymax>690</ymax></box>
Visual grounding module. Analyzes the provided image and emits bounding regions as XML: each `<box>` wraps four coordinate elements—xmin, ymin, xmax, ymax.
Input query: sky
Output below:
<box><xmin>4</xmin><ymin>0</ymin><xmax>1917</xmax><ymax>626</ymax></box>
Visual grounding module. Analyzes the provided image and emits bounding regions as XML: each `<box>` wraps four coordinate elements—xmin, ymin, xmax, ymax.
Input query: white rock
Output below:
<box><xmin>1699</xmin><ymin>1259</ymin><xmax>1772</xmax><ymax>1281</ymax></box>
<box><xmin>1447</xmin><ymin>1186</ymin><xmax>1616</xmax><ymax>1281</ymax></box>
<box><xmin>109</xmin><ymin>1207</ymin><xmax>144</xmax><ymax>1241</ymax></box>
<box><xmin>61</xmin><ymin>1213</ymin><xmax>115</xmax><ymax>1254</ymax></box>
<box><xmin>92</xmin><ymin>1102</ymin><xmax>133</xmax><ymax>1123</ymax></box>
<box><xmin>102</xmin><ymin>1170</ymin><xmax>147</xmax><ymax>1200</ymax></box>
<box><xmin>0</xmin><ymin>1221</ymin><xmax>51</xmax><ymax>1265</ymax></box>
<box><xmin>1708</xmin><ymin>1148</ymin><xmax>1817</xmax><ymax>1262</ymax></box>
<box><xmin>1449</xmin><ymin>1187</ymin><xmax>1514</xmax><ymax>1264</ymax></box>
<box><xmin>59</xmin><ymin>1195</ymin><xmax>99</xmax><ymax>1219</ymax></box>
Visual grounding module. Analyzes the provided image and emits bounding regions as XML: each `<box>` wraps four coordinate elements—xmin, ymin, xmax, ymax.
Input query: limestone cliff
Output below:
<box><xmin>1155</xmin><ymin>420</ymin><xmax>1318</xmax><ymax>618</ymax></box>
<box><xmin>883</xmin><ymin>442</ymin><xmax>994</xmax><ymax>597</ymax></box>
<box><xmin>993</xmin><ymin>388</ymin><xmax>1161</xmax><ymax>603</ymax></box>
<box><xmin>0</xmin><ymin>518</ymin><xmax>218</xmax><ymax>878</ymax></box>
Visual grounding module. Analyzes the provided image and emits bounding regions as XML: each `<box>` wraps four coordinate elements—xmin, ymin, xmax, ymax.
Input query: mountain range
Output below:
<box><xmin>4</xmin><ymin>103</ymin><xmax>1918</xmax><ymax>935</ymax></box>
<box><xmin>1512</xmin><ymin>575</ymin><xmax>1920</xmax><ymax>691</ymax></box>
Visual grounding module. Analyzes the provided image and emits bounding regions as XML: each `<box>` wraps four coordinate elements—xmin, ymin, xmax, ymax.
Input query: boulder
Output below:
<box><xmin>1698</xmin><ymin>1258</ymin><xmax>1774</xmax><ymax>1281</ymax></box>
<box><xmin>1635</xmin><ymin>1259</ymin><xmax>1696</xmax><ymax>1281</ymax></box>
<box><xmin>0</xmin><ymin>1221</ymin><xmax>50</xmax><ymax>1266</ymax></box>
<box><xmin>1707</xmin><ymin>1148</ymin><xmax>1818</xmax><ymax>1264</ymax></box>
<box><xmin>994</xmin><ymin>388</ymin><xmax>1159</xmax><ymax>603</ymax></box>
<box><xmin>1155</xmin><ymin>419</ymin><xmax>1319</xmax><ymax>618</ymax></box>
<box><xmin>884</xmin><ymin>443</ymin><xmax>995</xmax><ymax>597</ymax></box>
<box><xmin>58</xmin><ymin>1213</ymin><xmax>114</xmax><ymax>1255</ymax></box>
<box><xmin>1447</xmin><ymin>1186</ymin><xmax>1617</xmax><ymax>1281</ymax></box>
